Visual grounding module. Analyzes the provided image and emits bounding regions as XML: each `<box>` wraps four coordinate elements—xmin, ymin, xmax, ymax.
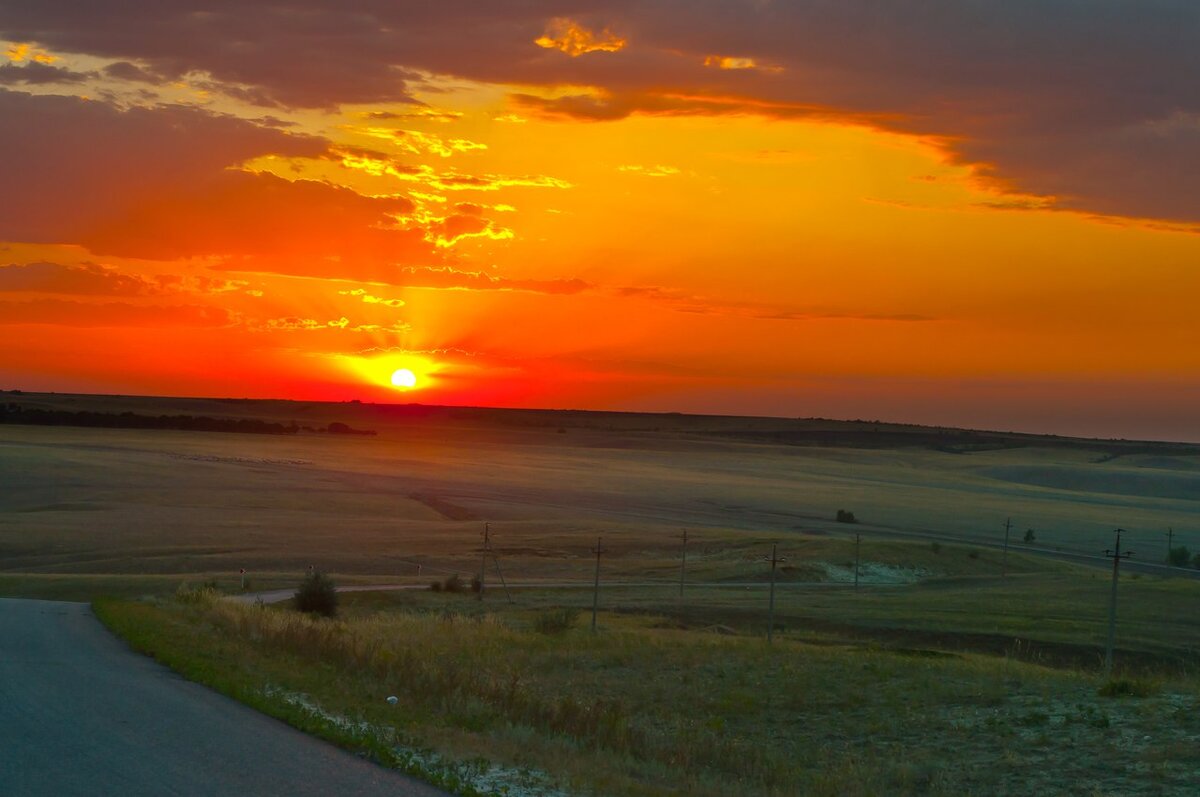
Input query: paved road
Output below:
<box><xmin>0</xmin><ymin>598</ymin><xmax>446</xmax><ymax>797</ymax></box>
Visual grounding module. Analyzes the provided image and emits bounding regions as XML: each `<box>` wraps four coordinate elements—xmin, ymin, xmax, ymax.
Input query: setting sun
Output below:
<box><xmin>390</xmin><ymin>368</ymin><xmax>417</xmax><ymax>389</ymax></box>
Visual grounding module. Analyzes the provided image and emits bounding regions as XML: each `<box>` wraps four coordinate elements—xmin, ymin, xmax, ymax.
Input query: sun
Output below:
<box><xmin>390</xmin><ymin>368</ymin><xmax>417</xmax><ymax>389</ymax></box>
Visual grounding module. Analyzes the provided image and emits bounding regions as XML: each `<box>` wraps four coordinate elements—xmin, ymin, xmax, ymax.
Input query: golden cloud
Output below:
<box><xmin>534</xmin><ymin>18</ymin><xmax>625</xmax><ymax>57</ymax></box>
<box><xmin>702</xmin><ymin>55</ymin><xmax>782</xmax><ymax>73</ymax></box>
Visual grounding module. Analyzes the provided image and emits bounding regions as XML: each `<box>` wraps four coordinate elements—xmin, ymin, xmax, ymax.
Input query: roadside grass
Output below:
<box><xmin>97</xmin><ymin>588</ymin><xmax>1200</xmax><ymax>796</ymax></box>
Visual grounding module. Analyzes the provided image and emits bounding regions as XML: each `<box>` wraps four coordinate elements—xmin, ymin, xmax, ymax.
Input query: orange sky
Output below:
<box><xmin>1</xmin><ymin>5</ymin><xmax>1199</xmax><ymax>440</ymax></box>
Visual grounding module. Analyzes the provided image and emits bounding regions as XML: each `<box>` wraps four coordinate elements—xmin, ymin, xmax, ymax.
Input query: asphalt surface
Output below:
<box><xmin>0</xmin><ymin>598</ymin><xmax>446</xmax><ymax>797</ymax></box>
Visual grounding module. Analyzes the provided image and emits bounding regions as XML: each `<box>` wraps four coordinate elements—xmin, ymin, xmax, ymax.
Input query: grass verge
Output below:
<box><xmin>95</xmin><ymin>587</ymin><xmax>1200</xmax><ymax>796</ymax></box>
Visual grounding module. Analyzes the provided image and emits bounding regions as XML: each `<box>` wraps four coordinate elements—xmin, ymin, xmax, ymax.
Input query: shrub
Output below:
<box><xmin>470</xmin><ymin>575</ymin><xmax>483</xmax><ymax>593</ymax></box>
<box><xmin>930</xmin><ymin>542</ymin><xmax>942</xmax><ymax>554</ymax></box>
<box><xmin>1023</xmin><ymin>529</ymin><xmax>1036</xmax><ymax>543</ymax></box>
<box><xmin>835</xmin><ymin>509</ymin><xmax>857</xmax><ymax>524</ymax></box>
<box><xmin>1098</xmin><ymin>678</ymin><xmax>1155</xmax><ymax>698</ymax></box>
<box><xmin>1167</xmin><ymin>545</ymin><xmax>1191</xmax><ymax>567</ymax></box>
<box><xmin>1193</xmin><ymin>553</ymin><xmax>1200</xmax><ymax>570</ymax></box>
<box><xmin>439</xmin><ymin>574</ymin><xmax>465</xmax><ymax>593</ymax></box>
<box><xmin>534</xmin><ymin>608</ymin><xmax>580</xmax><ymax>635</ymax></box>
<box><xmin>294</xmin><ymin>570</ymin><xmax>338</xmax><ymax>617</ymax></box>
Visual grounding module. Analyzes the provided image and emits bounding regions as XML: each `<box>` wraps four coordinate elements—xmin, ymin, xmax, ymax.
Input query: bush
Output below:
<box><xmin>470</xmin><ymin>575</ymin><xmax>483</xmax><ymax>593</ymax></box>
<box><xmin>1098</xmin><ymin>678</ymin><xmax>1155</xmax><ymax>698</ymax></box>
<box><xmin>835</xmin><ymin>509</ymin><xmax>857</xmax><ymax>524</ymax></box>
<box><xmin>930</xmin><ymin>542</ymin><xmax>942</xmax><ymax>554</ymax></box>
<box><xmin>1023</xmin><ymin>529</ymin><xmax>1036</xmax><ymax>543</ymax></box>
<box><xmin>534</xmin><ymin>608</ymin><xmax>580</xmax><ymax>635</ymax></box>
<box><xmin>1193</xmin><ymin>552</ymin><xmax>1200</xmax><ymax>570</ymax></box>
<box><xmin>1167</xmin><ymin>545</ymin><xmax>1191</xmax><ymax>567</ymax></box>
<box><xmin>294</xmin><ymin>570</ymin><xmax>338</xmax><ymax>617</ymax></box>
<box><xmin>430</xmin><ymin>573</ymin><xmax>466</xmax><ymax>593</ymax></box>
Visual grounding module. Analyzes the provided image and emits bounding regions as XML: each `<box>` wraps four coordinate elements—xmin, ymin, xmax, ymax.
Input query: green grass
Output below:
<box><xmin>97</xmin><ymin>589</ymin><xmax>1200</xmax><ymax>796</ymax></box>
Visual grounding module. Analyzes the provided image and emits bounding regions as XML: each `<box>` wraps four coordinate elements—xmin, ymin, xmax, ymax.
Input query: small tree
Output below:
<box><xmin>1192</xmin><ymin>552</ymin><xmax>1200</xmax><ymax>570</ymax></box>
<box><xmin>836</xmin><ymin>509</ymin><xmax>857</xmax><ymax>524</ymax></box>
<box><xmin>1023</xmin><ymin>528</ymin><xmax>1036</xmax><ymax>543</ymax></box>
<box><xmin>1167</xmin><ymin>545</ymin><xmax>1191</xmax><ymax>567</ymax></box>
<box><xmin>294</xmin><ymin>570</ymin><xmax>338</xmax><ymax>617</ymax></box>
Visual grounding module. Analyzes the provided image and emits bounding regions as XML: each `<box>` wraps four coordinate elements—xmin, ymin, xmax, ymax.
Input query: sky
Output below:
<box><xmin>1</xmin><ymin>1</ymin><xmax>1198</xmax><ymax>441</ymax></box>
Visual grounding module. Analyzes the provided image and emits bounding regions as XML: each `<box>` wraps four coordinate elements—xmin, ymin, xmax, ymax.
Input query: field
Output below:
<box><xmin>4</xmin><ymin>392</ymin><xmax>1200</xmax><ymax>794</ymax></box>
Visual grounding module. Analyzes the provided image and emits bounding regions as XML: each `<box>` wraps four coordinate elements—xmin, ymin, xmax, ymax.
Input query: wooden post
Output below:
<box><xmin>1003</xmin><ymin>517</ymin><xmax>1012</xmax><ymax>578</ymax></box>
<box><xmin>854</xmin><ymin>534</ymin><xmax>861</xmax><ymax>590</ymax></box>
<box><xmin>591</xmin><ymin>537</ymin><xmax>606</xmax><ymax>633</ymax></box>
<box><xmin>478</xmin><ymin>523</ymin><xmax>489</xmax><ymax>601</ymax></box>
<box><xmin>679</xmin><ymin>529</ymin><xmax>688</xmax><ymax>598</ymax></box>
<box><xmin>764</xmin><ymin>543</ymin><xmax>786</xmax><ymax>644</ymax></box>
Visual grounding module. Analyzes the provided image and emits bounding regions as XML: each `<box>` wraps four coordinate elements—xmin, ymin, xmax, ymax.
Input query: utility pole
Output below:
<box><xmin>854</xmin><ymin>534</ymin><xmax>861</xmax><ymax>590</ymax></box>
<box><xmin>591</xmin><ymin>536</ymin><xmax>606</xmax><ymax>633</ymax></box>
<box><xmin>478</xmin><ymin>523</ymin><xmax>489</xmax><ymax>601</ymax></box>
<box><xmin>476</xmin><ymin>523</ymin><xmax>512</xmax><ymax>603</ymax></box>
<box><xmin>1103</xmin><ymin>528</ymin><xmax>1134</xmax><ymax>678</ymax></box>
<box><xmin>1166</xmin><ymin>527</ymin><xmax>1174</xmax><ymax>564</ymax></box>
<box><xmin>490</xmin><ymin>545</ymin><xmax>513</xmax><ymax>603</ymax></box>
<box><xmin>1003</xmin><ymin>517</ymin><xmax>1013</xmax><ymax>578</ymax></box>
<box><xmin>678</xmin><ymin>529</ymin><xmax>689</xmax><ymax>598</ymax></box>
<box><xmin>763</xmin><ymin>543</ymin><xmax>786</xmax><ymax>644</ymax></box>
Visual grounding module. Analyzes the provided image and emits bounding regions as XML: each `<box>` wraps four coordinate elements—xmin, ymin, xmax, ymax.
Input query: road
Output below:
<box><xmin>0</xmin><ymin>598</ymin><xmax>446</xmax><ymax>797</ymax></box>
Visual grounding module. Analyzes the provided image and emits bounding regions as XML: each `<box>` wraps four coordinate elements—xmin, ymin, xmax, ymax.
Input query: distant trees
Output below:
<box><xmin>1168</xmin><ymin>546</ymin><xmax>1192</xmax><ymax>567</ymax></box>
<box><xmin>0</xmin><ymin>403</ymin><xmax>380</xmax><ymax>437</ymax></box>
<box><xmin>836</xmin><ymin>509</ymin><xmax>857</xmax><ymax>524</ymax></box>
<box><xmin>1</xmin><ymin>403</ymin><xmax>298</xmax><ymax>435</ymax></box>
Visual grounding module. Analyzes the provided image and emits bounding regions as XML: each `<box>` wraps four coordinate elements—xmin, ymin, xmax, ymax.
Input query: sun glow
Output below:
<box><xmin>390</xmin><ymin>368</ymin><xmax>418</xmax><ymax>389</ymax></box>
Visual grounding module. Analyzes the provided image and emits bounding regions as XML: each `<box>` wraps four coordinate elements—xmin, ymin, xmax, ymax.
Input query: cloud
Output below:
<box><xmin>702</xmin><ymin>55</ymin><xmax>780</xmax><ymax>73</ymax></box>
<box><xmin>101</xmin><ymin>60</ymin><xmax>163</xmax><ymax>83</ymax></box>
<box><xmin>0</xmin><ymin>298</ymin><xmax>232</xmax><ymax>327</ymax></box>
<box><xmin>534</xmin><ymin>18</ymin><xmax>626</xmax><ymax>57</ymax></box>
<box><xmin>0</xmin><ymin>90</ymin><xmax>439</xmax><ymax>263</ymax></box>
<box><xmin>4</xmin><ymin>3</ymin><xmax>1199</xmax><ymax>220</ymax></box>
<box><xmin>333</xmin><ymin>147</ymin><xmax>572</xmax><ymax>192</ymax></box>
<box><xmin>0</xmin><ymin>261</ymin><xmax>158</xmax><ymax>295</ymax></box>
<box><xmin>0</xmin><ymin>61</ymin><xmax>90</xmax><ymax>84</ymax></box>
<box><xmin>79</xmin><ymin>170</ymin><xmax>423</xmax><ymax>261</ymax></box>
<box><xmin>338</xmin><ymin>288</ymin><xmax>406</xmax><ymax>308</ymax></box>
<box><xmin>618</xmin><ymin>164</ymin><xmax>680</xmax><ymax>177</ymax></box>
<box><xmin>397</xmin><ymin>266</ymin><xmax>589</xmax><ymax>294</ymax></box>
<box><xmin>512</xmin><ymin>89</ymin><xmax>850</xmax><ymax>123</ymax></box>
<box><xmin>616</xmin><ymin>285</ymin><xmax>938</xmax><ymax>322</ymax></box>
<box><xmin>427</xmin><ymin>215</ymin><xmax>513</xmax><ymax>247</ymax></box>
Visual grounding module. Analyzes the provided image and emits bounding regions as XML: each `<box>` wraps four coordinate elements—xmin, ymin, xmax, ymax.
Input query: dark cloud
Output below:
<box><xmin>101</xmin><ymin>60</ymin><xmax>162</xmax><ymax>83</ymax></box>
<box><xmin>0</xmin><ymin>89</ymin><xmax>437</xmax><ymax>263</ymax></box>
<box><xmin>3</xmin><ymin>2</ymin><xmax>1198</xmax><ymax>219</ymax></box>
<box><xmin>0</xmin><ymin>261</ymin><xmax>159</xmax><ymax>295</ymax></box>
<box><xmin>0</xmin><ymin>89</ymin><xmax>326</xmax><ymax>242</ymax></box>
<box><xmin>0</xmin><ymin>61</ymin><xmax>91</xmax><ymax>84</ymax></box>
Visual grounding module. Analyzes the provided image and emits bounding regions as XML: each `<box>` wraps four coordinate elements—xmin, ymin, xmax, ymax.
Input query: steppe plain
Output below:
<box><xmin>3</xmin><ymin>391</ymin><xmax>1200</xmax><ymax>795</ymax></box>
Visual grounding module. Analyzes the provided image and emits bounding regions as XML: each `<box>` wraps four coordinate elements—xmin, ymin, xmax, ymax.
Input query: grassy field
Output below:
<box><xmin>5</xmin><ymin>393</ymin><xmax>1200</xmax><ymax>793</ymax></box>
<box><xmin>96</xmin><ymin>587</ymin><xmax>1200</xmax><ymax>796</ymax></box>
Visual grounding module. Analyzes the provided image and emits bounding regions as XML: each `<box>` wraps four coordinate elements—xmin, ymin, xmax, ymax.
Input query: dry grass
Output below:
<box><xmin>99</xmin><ymin>589</ymin><xmax>1200</xmax><ymax>796</ymax></box>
